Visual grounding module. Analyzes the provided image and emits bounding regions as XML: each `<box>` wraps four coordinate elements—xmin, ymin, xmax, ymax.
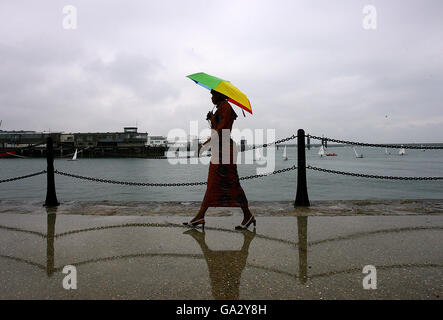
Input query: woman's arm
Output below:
<box><xmin>198</xmin><ymin>138</ymin><xmax>211</xmax><ymax>156</ymax></box>
<box><xmin>201</xmin><ymin>138</ymin><xmax>211</xmax><ymax>148</ymax></box>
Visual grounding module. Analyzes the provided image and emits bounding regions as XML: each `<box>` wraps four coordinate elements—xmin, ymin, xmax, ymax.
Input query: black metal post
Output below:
<box><xmin>297</xmin><ymin>216</ymin><xmax>308</xmax><ymax>284</ymax></box>
<box><xmin>44</xmin><ymin>137</ymin><xmax>59</xmax><ymax>206</ymax></box>
<box><xmin>46</xmin><ymin>207</ymin><xmax>56</xmax><ymax>276</ymax></box>
<box><xmin>295</xmin><ymin>129</ymin><xmax>310</xmax><ymax>207</ymax></box>
<box><xmin>240</xmin><ymin>139</ymin><xmax>246</xmax><ymax>152</ymax></box>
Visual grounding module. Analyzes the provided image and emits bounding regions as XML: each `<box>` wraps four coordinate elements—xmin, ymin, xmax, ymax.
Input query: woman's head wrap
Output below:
<box><xmin>210</xmin><ymin>89</ymin><xmax>228</xmax><ymax>101</ymax></box>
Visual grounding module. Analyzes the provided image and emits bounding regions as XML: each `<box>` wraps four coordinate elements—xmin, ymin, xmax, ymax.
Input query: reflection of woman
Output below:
<box><xmin>184</xmin><ymin>90</ymin><xmax>256</xmax><ymax>230</ymax></box>
<box><xmin>183</xmin><ymin>228</ymin><xmax>256</xmax><ymax>299</ymax></box>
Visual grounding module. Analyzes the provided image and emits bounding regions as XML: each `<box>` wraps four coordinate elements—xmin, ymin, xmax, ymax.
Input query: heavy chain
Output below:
<box><xmin>307</xmin><ymin>165</ymin><xmax>443</xmax><ymax>180</ymax></box>
<box><xmin>308</xmin><ymin>135</ymin><xmax>443</xmax><ymax>150</ymax></box>
<box><xmin>0</xmin><ymin>170</ymin><xmax>47</xmax><ymax>183</ymax></box>
<box><xmin>54</xmin><ymin>170</ymin><xmax>207</xmax><ymax>186</ymax></box>
<box><xmin>239</xmin><ymin>165</ymin><xmax>297</xmax><ymax>180</ymax></box>
<box><xmin>55</xmin><ymin>165</ymin><xmax>298</xmax><ymax>187</ymax></box>
<box><xmin>160</xmin><ymin>134</ymin><xmax>298</xmax><ymax>159</ymax></box>
<box><xmin>243</xmin><ymin>134</ymin><xmax>297</xmax><ymax>152</ymax></box>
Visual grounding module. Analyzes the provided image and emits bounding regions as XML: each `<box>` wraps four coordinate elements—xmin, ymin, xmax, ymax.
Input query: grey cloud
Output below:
<box><xmin>0</xmin><ymin>0</ymin><xmax>442</xmax><ymax>143</ymax></box>
<box><xmin>85</xmin><ymin>53</ymin><xmax>178</xmax><ymax>103</ymax></box>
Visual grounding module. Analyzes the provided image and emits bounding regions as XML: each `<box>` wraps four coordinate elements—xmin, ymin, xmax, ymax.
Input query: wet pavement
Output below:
<box><xmin>1</xmin><ymin>199</ymin><xmax>443</xmax><ymax>216</ymax></box>
<box><xmin>0</xmin><ymin>202</ymin><xmax>442</xmax><ymax>299</ymax></box>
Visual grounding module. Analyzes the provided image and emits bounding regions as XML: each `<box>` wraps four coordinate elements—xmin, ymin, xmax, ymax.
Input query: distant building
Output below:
<box><xmin>147</xmin><ymin>135</ymin><xmax>168</xmax><ymax>147</ymax></box>
<box><xmin>60</xmin><ymin>134</ymin><xmax>74</xmax><ymax>143</ymax></box>
<box><xmin>0</xmin><ymin>127</ymin><xmax>163</xmax><ymax>157</ymax></box>
<box><xmin>60</xmin><ymin>127</ymin><xmax>148</xmax><ymax>149</ymax></box>
<box><xmin>0</xmin><ymin>130</ymin><xmax>60</xmax><ymax>148</ymax></box>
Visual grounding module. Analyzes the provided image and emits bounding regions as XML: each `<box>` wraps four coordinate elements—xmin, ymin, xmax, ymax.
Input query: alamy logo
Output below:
<box><xmin>62</xmin><ymin>5</ymin><xmax>78</xmax><ymax>30</ymax></box>
<box><xmin>62</xmin><ymin>265</ymin><xmax>77</xmax><ymax>290</ymax></box>
<box><xmin>362</xmin><ymin>5</ymin><xmax>377</xmax><ymax>30</ymax></box>
<box><xmin>362</xmin><ymin>265</ymin><xmax>377</xmax><ymax>289</ymax></box>
<box><xmin>167</xmin><ymin>122</ymin><xmax>276</xmax><ymax>174</ymax></box>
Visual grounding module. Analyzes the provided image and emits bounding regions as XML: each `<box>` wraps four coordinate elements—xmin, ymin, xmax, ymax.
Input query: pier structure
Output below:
<box><xmin>0</xmin><ymin>127</ymin><xmax>166</xmax><ymax>158</ymax></box>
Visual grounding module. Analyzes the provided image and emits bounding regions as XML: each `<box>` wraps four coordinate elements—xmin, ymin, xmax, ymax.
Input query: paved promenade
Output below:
<box><xmin>0</xmin><ymin>200</ymin><xmax>442</xmax><ymax>299</ymax></box>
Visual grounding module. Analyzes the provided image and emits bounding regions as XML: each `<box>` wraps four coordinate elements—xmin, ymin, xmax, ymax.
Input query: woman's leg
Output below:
<box><xmin>240</xmin><ymin>206</ymin><xmax>253</xmax><ymax>225</ymax></box>
<box><xmin>191</xmin><ymin>205</ymin><xmax>208</xmax><ymax>222</ymax></box>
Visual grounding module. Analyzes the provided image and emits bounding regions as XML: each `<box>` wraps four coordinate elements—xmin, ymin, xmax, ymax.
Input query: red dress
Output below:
<box><xmin>201</xmin><ymin>101</ymin><xmax>249</xmax><ymax>208</ymax></box>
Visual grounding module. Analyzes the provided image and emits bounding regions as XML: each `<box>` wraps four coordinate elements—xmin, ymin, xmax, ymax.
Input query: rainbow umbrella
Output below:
<box><xmin>187</xmin><ymin>72</ymin><xmax>252</xmax><ymax>114</ymax></box>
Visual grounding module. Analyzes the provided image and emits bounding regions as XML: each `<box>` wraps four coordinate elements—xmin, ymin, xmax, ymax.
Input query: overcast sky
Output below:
<box><xmin>0</xmin><ymin>0</ymin><xmax>442</xmax><ymax>143</ymax></box>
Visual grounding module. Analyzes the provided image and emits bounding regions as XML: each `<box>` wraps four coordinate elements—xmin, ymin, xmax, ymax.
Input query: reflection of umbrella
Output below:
<box><xmin>187</xmin><ymin>72</ymin><xmax>252</xmax><ymax>114</ymax></box>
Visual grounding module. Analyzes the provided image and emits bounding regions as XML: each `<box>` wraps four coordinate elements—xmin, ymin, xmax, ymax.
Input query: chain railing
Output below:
<box><xmin>54</xmin><ymin>170</ymin><xmax>206</xmax><ymax>187</ymax></box>
<box><xmin>163</xmin><ymin>134</ymin><xmax>298</xmax><ymax>160</ymax></box>
<box><xmin>2</xmin><ymin>133</ymin><xmax>442</xmax><ymax>207</ymax></box>
<box><xmin>0</xmin><ymin>170</ymin><xmax>46</xmax><ymax>184</ymax></box>
<box><xmin>308</xmin><ymin>134</ymin><xmax>443</xmax><ymax>149</ymax></box>
<box><xmin>307</xmin><ymin>165</ymin><xmax>443</xmax><ymax>181</ymax></box>
<box><xmin>304</xmin><ymin>133</ymin><xmax>443</xmax><ymax>182</ymax></box>
<box><xmin>54</xmin><ymin>165</ymin><xmax>297</xmax><ymax>187</ymax></box>
<box><xmin>0</xmin><ymin>135</ymin><xmax>299</xmax><ymax>185</ymax></box>
<box><xmin>240</xmin><ymin>165</ymin><xmax>297</xmax><ymax>180</ymax></box>
<box><xmin>244</xmin><ymin>134</ymin><xmax>297</xmax><ymax>151</ymax></box>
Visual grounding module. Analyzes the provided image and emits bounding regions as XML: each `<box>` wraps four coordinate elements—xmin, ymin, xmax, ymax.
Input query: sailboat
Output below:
<box><xmin>282</xmin><ymin>146</ymin><xmax>288</xmax><ymax>161</ymax></box>
<box><xmin>69</xmin><ymin>149</ymin><xmax>78</xmax><ymax>161</ymax></box>
<box><xmin>399</xmin><ymin>145</ymin><xmax>406</xmax><ymax>156</ymax></box>
<box><xmin>318</xmin><ymin>145</ymin><xmax>325</xmax><ymax>157</ymax></box>
<box><xmin>254</xmin><ymin>148</ymin><xmax>266</xmax><ymax>163</ymax></box>
<box><xmin>255</xmin><ymin>148</ymin><xmax>263</xmax><ymax>161</ymax></box>
<box><xmin>353</xmin><ymin>146</ymin><xmax>363</xmax><ymax>158</ymax></box>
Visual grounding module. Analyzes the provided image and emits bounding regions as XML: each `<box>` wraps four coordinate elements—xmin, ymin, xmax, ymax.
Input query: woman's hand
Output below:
<box><xmin>198</xmin><ymin>138</ymin><xmax>211</xmax><ymax>157</ymax></box>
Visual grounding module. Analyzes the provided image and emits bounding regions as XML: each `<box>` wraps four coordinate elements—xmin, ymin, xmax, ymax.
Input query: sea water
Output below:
<box><xmin>1</xmin><ymin>146</ymin><xmax>442</xmax><ymax>202</ymax></box>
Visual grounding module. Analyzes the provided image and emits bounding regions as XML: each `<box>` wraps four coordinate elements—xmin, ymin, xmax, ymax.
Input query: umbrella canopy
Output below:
<box><xmin>187</xmin><ymin>72</ymin><xmax>252</xmax><ymax>114</ymax></box>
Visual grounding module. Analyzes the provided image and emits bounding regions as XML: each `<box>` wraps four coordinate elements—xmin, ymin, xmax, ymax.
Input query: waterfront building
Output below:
<box><xmin>0</xmin><ymin>128</ymin><xmax>165</xmax><ymax>158</ymax></box>
<box><xmin>0</xmin><ymin>130</ymin><xmax>60</xmax><ymax>149</ymax></box>
<box><xmin>147</xmin><ymin>135</ymin><xmax>168</xmax><ymax>147</ymax></box>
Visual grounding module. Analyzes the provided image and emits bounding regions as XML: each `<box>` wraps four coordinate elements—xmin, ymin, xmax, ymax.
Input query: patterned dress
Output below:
<box><xmin>201</xmin><ymin>101</ymin><xmax>249</xmax><ymax>208</ymax></box>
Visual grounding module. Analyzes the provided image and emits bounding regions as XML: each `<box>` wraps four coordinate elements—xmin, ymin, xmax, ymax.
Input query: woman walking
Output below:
<box><xmin>183</xmin><ymin>90</ymin><xmax>255</xmax><ymax>230</ymax></box>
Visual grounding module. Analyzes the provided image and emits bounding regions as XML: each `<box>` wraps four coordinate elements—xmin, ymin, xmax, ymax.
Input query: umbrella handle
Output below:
<box><xmin>242</xmin><ymin>109</ymin><xmax>246</xmax><ymax>117</ymax></box>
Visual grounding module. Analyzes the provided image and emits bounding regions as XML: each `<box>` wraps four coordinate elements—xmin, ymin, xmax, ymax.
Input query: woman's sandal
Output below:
<box><xmin>183</xmin><ymin>218</ymin><xmax>205</xmax><ymax>229</ymax></box>
<box><xmin>235</xmin><ymin>216</ymin><xmax>256</xmax><ymax>230</ymax></box>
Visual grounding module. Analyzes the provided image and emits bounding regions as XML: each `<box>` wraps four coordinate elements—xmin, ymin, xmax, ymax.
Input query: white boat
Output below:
<box><xmin>353</xmin><ymin>146</ymin><xmax>363</xmax><ymax>158</ymax></box>
<box><xmin>385</xmin><ymin>147</ymin><xmax>391</xmax><ymax>155</ymax></box>
<box><xmin>399</xmin><ymin>145</ymin><xmax>406</xmax><ymax>156</ymax></box>
<box><xmin>318</xmin><ymin>145</ymin><xmax>325</xmax><ymax>157</ymax></box>
<box><xmin>282</xmin><ymin>146</ymin><xmax>288</xmax><ymax>161</ymax></box>
<box><xmin>69</xmin><ymin>149</ymin><xmax>78</xmax><ymax>161</ymax></box>
<box><xmin>254</xmin><ymin>148</ymin><xmax>267</xmax><ymax>164</ymax></box>
<box><xmin>255</xmin><ymin>148</ymin><xmax>263</xmax><ymax>161</ymax></box>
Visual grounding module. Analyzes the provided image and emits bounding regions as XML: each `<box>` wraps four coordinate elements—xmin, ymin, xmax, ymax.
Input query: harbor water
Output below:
<box><xmin>1</xmin><ymin>146</ymin><xmax>442</xmax><ymax>202</ymax></box>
